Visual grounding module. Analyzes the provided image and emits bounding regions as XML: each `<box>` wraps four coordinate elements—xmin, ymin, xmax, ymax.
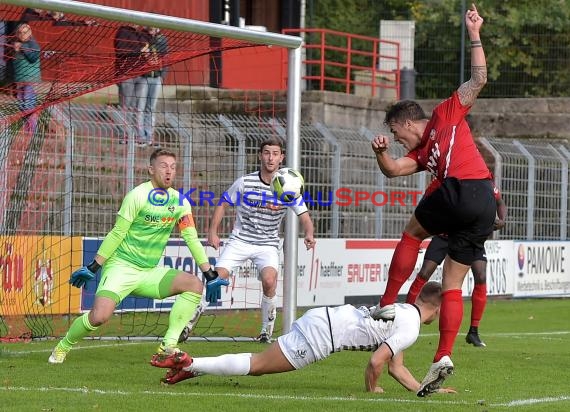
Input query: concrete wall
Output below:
<box><xmin>300</xmin><ymin>91</ymin><xmax>570</xmax><ymax>139</ymax></box>
<box><xmin>82</xmin><ymin>86</ymin><xmax>570</xmax><ymax>139</ymax></box>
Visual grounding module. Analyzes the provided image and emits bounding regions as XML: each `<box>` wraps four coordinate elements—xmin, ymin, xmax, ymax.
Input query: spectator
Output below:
<box><xmin>0</xmin><ymin>21</ymin><xmax>6</xmax><ymax>85</ymax></box>
<box><xmin>114</xmin><ymin>24</ymin><xmax>149</xmax><ymax>144</ymax></box>
<box><xmin>19</xmin><ymin>8</ymin><xmax>53</xmax><ymax>23</ymax></box>
<box><xmin>48</xmin><ymin>10</ymin><xmax>98</xmax><ymax>26</ymax></box>
<box><xmin>12</xmin><ymin>23</ymin><xmax>40</xmax><ymax>135</ymax></box>
<box><xmin>136</xmin><ymin>27</ymin><xmax>168</xmax><ymax>147</ymax></box>
<box><xmin>20</xmin><ymin>8</ymin><xmax>97</xmax><ymax>26</ymax></box>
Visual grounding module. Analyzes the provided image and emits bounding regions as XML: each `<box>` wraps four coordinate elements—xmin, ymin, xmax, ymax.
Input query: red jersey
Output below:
<box><xmin>406</xmin><ymin>92</ymin><xmax>492</xmax><ymax>181</ymax></box>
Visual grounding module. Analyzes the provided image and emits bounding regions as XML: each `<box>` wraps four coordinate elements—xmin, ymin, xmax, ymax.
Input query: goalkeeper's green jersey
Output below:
<box><xmin>109</xmin><ymin>181</ymin><xmax>196</xmax><ymax>268</ymax></box>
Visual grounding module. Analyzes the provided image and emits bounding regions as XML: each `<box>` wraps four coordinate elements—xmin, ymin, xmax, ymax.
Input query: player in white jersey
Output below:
<box><xmin>205</xmin><ymin>137</ymin><xmax>315</xmax><ymax>343</ymax></box>
<box><xmin>153</xmin><ymin>282</ymin><xmax>456</xmax><ymax>395</ymax></box>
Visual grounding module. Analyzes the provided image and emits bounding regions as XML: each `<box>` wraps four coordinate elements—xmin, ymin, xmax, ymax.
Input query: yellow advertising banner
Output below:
<box><xmin>0</xmin><ymin>236</ymin><xmax>83</xmax><ymax>317</ymax></box>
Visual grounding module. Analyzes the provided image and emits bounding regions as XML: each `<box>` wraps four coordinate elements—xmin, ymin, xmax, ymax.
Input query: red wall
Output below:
<box><xmin>221</xmin><ymin>45</ymin><xmax>287</xmax><ymax>90</ymax></box>
<box><xmin>87</xmin><ymin>0</ymin><xmax>210</xmax><ymax>86</ymax></box>
<box><xmin>88</xmin><ymin>0</ymin><xmax>286</xmax><ymax>90</ymax></box>
<box><xmin>86</xmin><ymin>0</ymin><xmax>209</xmax><ymax>21</ymax></box>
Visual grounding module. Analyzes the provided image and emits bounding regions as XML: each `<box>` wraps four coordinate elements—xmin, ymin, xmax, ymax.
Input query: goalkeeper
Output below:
<box><xmin>49</xmin><ymin>149</ymin><xmax>228</xmax><ymax>364</ymax></box>
<box><xmin>152</xmin><ymin>282</ymin><xmax>456</xmax><ymax>395</ymax></box>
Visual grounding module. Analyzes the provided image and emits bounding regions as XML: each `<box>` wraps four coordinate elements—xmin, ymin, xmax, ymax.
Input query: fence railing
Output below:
<box><xmin>282</xmin><ymin>28</ymin><xmax>401</xmax><ymax>99</ymax></box>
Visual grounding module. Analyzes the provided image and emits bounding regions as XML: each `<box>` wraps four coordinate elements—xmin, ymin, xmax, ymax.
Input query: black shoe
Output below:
<box><xmin>256</xmin><ymin>332</ymin><xmax>272</xmax><ymax>343</ymax></box>
<box><xmin>466</xmin><ymin>331</ymin><xmax>486</xmax><ymax>347</ymax></box>
<box><xmin>178</xmin><ymin>326</ymin><xmax>190</xmax><ymax>343</ymax></box>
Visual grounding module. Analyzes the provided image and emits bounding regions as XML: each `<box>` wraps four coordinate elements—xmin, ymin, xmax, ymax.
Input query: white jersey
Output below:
<box><xmin>291</xmin><ymin>303</ymin><xmax>421</xmax><ymax>361</ymax></box>
<box><xmin>225</xmin><ymin>171</ymin><xmax>308</xmax><ymax>247</ymax></box>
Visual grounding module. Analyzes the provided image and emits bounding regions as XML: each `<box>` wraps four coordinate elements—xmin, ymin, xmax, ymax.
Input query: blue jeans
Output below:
<box><xmin>136</xmin><ymin>76</ymin><xmax>162</xmax><ymax>142</ymax></box>
<box><xmin>17</xmin><ymin>83</ymin><xmax>37</xmax><ymax>135</ymax></box>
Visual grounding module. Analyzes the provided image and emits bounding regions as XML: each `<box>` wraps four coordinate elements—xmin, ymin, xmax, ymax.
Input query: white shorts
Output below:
<box><xmin>277</xmin><ymin>307</ymin><xmax>333</xmax><ymax>369</ymax></box>
<box><xmin>277</xmin><ymin>322</ymin><xmax>318</xmax><ymax>370</ymax></box>
<box><xmin>216</xmin><ymin>238</ymin><xmax>279</xmax><ymax>277</ymax></box>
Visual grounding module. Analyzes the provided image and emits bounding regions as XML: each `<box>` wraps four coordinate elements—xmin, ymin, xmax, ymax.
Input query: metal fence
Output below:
<box><xmin>480</xmin><ymin>138</ymin><xmax>569</xmax><ymax>241</ymax></box>
<box><xmin>1</xmin><ymin>103</ymin><xmax>569</xmax><ymax>241</ymax></box>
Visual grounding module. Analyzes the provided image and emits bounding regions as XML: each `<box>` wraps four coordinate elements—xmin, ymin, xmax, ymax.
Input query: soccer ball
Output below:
<box><xmin>271</xmin><ymin>168</ymin><xmax>304</xmax><ymax>202</ymax></box>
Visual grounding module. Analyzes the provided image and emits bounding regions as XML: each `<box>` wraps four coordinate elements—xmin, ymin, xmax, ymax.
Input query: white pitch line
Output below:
<box><xmin>419</xmin><ymin>330</ymin><xmax>570</xmax><ymax>338</ymax></box>
<box><xmin>491</xmin><ymin>395</ymin><xmax>570</xmax><ymax>407</ymax></box>
<box><xmin>4</xmin><ymin>341</ymin><xmax>148</xmax><ymax>355</ymax></box>
<box><xmin>0</xmin><ymin>386</ymin><xmax>472</xmax><ymax>406</ymax></box>
<box><xmin>1</xmin><ymin>386</ymin><xmax>569</xmax><ymax>408</ymax></box>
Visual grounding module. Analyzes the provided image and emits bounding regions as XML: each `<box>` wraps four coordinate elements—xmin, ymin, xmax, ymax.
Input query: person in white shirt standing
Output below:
<box><xmin>207</xmin><ymin>137</ymin><xmax>316</xmax><ymax>343</ymax></box>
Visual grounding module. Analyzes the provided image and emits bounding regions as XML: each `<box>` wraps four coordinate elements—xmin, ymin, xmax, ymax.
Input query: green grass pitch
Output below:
<box><xmin>1</xmin><ymin>298</ymin><xmax>569</xmax><ymax>411</ymax></box>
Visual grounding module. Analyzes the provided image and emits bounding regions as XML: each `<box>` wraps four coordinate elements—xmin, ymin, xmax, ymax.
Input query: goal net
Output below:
<box><xmin>0</xmin><ymin>0</ymin><xmax>302</xmax><ymax>341</ymax></box>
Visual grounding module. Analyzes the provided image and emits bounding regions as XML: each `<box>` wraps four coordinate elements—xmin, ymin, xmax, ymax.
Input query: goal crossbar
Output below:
<box><xmin>2</xmin><ymin>0</ymin><xmax>303</xmax><ymax>49</ymax></box>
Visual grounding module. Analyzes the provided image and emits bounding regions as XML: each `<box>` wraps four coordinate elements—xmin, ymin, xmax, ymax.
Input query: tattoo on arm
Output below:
<box><xmin>458</xmin><ymin>65</ymin><xmax>487</xmax><ymax>106</ymax></box>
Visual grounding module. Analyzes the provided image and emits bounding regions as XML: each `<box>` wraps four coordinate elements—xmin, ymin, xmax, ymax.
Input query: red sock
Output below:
<box><xmin>380</xmin><ymin>232</ymin><xmax>422</xmax><ymax>307</ymax></box>
<box><xmin>434</xmin><ymin>289</ymin><xmax>463</xmax><ymax>362</ymax></box>
<box><xmin>470</xmin><ymin>283</ymin><xmax>487</xmax><ymax>327</ymax></box>
<box><xmin>406</xmin><ymin>276</ymin><xmax>427</xmax><ymax>304</ymax></box>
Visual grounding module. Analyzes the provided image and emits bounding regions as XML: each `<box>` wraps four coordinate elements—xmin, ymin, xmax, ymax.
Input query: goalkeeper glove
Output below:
<box><xmin>203</xmin><ymin>268</ymin><xmax>229</xmax><ymax>304</ymax></box>
<box><xmin>69</xmin><ymin>260</ymin><xmax>101</xmax><ymax>289</ymax></box>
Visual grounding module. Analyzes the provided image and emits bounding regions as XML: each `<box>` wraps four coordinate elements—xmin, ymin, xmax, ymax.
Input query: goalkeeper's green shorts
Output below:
<box><xmin>96</xmin><ymin>257</ymin><xmax>179</xmax><ymax>304</ymax></box>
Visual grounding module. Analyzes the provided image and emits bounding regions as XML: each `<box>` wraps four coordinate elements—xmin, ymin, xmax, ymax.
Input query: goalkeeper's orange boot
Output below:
<box><xmin>161</xmin><ymin>363</ymin><xmax>197</xmax><ymax>385</ymax></box>
<box><xmin>151</xmin><ymin>348</ymin><xmax>191</xmax><ymax>369</ymax></box>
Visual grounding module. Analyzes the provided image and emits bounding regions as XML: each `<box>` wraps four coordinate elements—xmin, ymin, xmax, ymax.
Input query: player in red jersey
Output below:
<box><xmin>406</xmin><ymin>179</ymin><xmax>507</xmax><ymax>347</ymax></box>
<box><xmin>370</xmin><ymin>4</ymin><xmax>493</xmax><ymax>397</ymax></box>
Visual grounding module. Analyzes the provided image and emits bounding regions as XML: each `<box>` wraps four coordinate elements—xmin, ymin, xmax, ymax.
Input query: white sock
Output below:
<box><xmin>188</xmin><ymin>353</ymin><xmax>252</xmax><ymax>376</ymax></box>
<box><xmin>261</xmin><ymin>294</ymin><xmax>277</xmax><ymax>336</ymax></box>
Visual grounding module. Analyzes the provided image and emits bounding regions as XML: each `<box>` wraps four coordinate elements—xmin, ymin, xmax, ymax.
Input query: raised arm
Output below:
<box><xmin>457</xmin><ymin>3</ymin><xmax>487</xmax><ymax>107</ymax></box>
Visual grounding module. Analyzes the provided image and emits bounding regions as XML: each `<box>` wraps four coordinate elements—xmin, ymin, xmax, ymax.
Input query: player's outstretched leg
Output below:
<box><xmin>416</xmin><ymin>356</ymin><xmax>454</xmax><ymax>397</ymax></box>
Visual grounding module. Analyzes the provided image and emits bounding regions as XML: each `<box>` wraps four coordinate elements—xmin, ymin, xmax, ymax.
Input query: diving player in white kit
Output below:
<box><xmin>152</xmin><ymin>281</ymin><xmax>456</xmax><ymax>394</ymax></box>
